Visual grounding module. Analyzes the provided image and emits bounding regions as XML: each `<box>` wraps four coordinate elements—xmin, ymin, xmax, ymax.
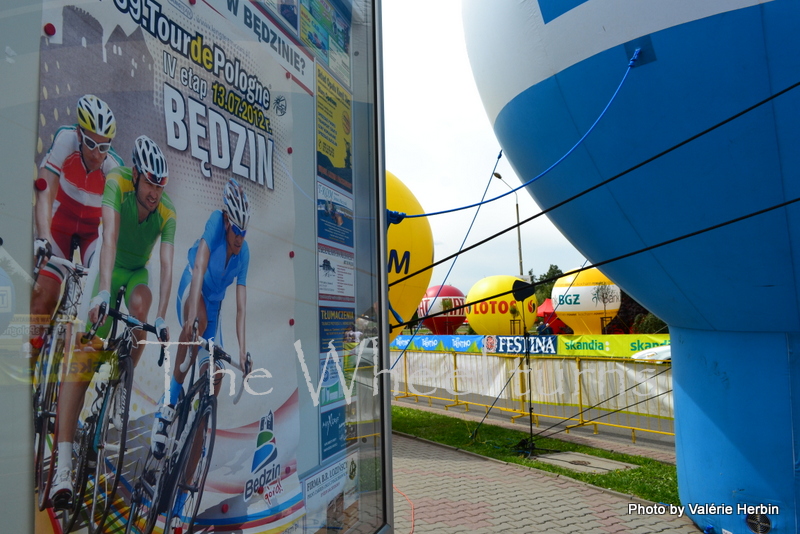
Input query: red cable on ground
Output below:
<box><xmin>393</xmin><ymin>484</ymin><xmax>415</xmax><ymax>534</ymax></box>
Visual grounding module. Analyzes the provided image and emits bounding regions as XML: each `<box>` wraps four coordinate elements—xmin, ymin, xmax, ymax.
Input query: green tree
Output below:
<box><xmin>529</xmin><ymin>264</ymin><xmax>563</xmax><ymax>304</ymax></box>
<box><xmin>632</xmin><ymin>312</ymin><xmax>669</xmax><ymax>334</ymax></box>
<box><xmin>605</xmin><ymin>290</ymin><xmax>669</xmax><ymax>334</ymax></box>
<box><xmin>403</xmin><ymin>310</ymin><xmax>426</xmax><ymax>334</ymax></box>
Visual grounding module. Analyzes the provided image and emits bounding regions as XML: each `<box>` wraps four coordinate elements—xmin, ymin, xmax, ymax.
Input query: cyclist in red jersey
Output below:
<box><xmin>31</xmin><ymin>95</ymin><xmax>121</xmax><ymax>345</ymax></box>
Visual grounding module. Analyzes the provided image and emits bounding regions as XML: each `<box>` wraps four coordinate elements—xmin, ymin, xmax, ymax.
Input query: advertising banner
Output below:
<box><xmin>390</xmin><ymin>335</ymin><xmax>484</xmax><ymax>354</ymax></box>
<box><xmin>300</xmin><ymin>0</ymin><xmax>352</xmax><ymax>87</ymax></box>
<box><xmin>390</xmin><ymin>335</ymin><xmax>559</xmax><ymax>355</ymax></box>
<box><xmin>316</xmin><ymin>181</ymin><xmax>354</xmax><ymax>246</ymax></box>
<box><xmin>391</xmin><ymin>334</ymin><xmax>670</xmax><ymax>358</ymax></box>
<box><xmin>317</xmin><ymin>243</ymin><xmax>355</xmax><ymax>305</ymax></box>
<box><xmin>320</xmin><ymin>403</ymin><xmax>347</xmax><ymax>460</ymax></box>
<box><xmin>32</xmin><ymin>0</ymin><xmax>309</xmax><ymax>532</ymax></box>
<box><xmin>256</xmin><ymin>0</ymin><xmax>301</xmax><ymax>37</ymax></box>
<box><xmin>558</xmin><ymin>334</ymin><xmax>671</xmax><ymax>357</ymax></box>
<box><xmin>484</xmin><ymin>335</ymin><xmax>558</xmax><ymax>355</ymax></box>
<box><xmin>315</xmin><ymin>64</ymin><xmax>352</xmax><ymax>192</ymax></box>
<box><xmin>319</xmin><ymin>306</ymin><xmax>355</xmax><ymax>353</ymax></box>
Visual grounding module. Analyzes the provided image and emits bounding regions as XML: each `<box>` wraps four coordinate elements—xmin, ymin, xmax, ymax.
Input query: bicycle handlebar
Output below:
<box><xmin>191</xmin><ymin>318</ymin><xmax>251</xmax><ymax>375</ymax></box>
<box><xmin>196</xmin><ymin>335</ymin><xmax>233</xmax><ymax>365</ymax></box>
<box><xmin>82</xmin><ymin>303</ymin><xmax>165</xmax><ymax>350</ymax></box>
<box><xmin>33</xmin><ymin>252</ymin><xmax>45</xmax><ymax>279</ymax></box>
<box><xmin>106</xmin><ymin>307</ymin><xmax>159</xmax><ymax>336</ymax></box>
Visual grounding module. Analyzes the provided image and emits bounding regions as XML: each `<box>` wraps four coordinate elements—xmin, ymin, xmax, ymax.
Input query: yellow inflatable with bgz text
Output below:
<box><xmin>551</xmin><ymin>268</ymin><xmax>620</xmax><ymax>335</ymax></box>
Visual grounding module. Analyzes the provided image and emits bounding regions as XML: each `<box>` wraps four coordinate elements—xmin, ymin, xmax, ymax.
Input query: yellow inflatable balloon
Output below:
<box><xmin>552</xmin><ymin>268</ymin><xmax>621</xmax><ymax>334</ymax></box>
<box><xmin>466</xmin><ymin>275</ymin><xmax>537</xmax><ymax>336</ymax></box>
<box><xmin>387</xmin><ymin>171</ymin><xmax>434</xmax><ymax>341</ymax></box>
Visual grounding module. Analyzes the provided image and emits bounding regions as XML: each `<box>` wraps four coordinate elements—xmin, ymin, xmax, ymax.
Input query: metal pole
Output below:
<box><xmin>515</xmin><ymin>200</ymin><xmax>523</xmax><ymax>277</ymax></box>
<box><xmin>494</xmin><ymin>173</ymin><xmax>524</xmax><ymax>277</ymax></box>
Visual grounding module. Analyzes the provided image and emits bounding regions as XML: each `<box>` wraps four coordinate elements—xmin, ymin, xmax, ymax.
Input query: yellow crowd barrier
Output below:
<box><xmin>390</xmin><ymin>350</ymin><xmax>673</xmax><ymax>443</ymax></box>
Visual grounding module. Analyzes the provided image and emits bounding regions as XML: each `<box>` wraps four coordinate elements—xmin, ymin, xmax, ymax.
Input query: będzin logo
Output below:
<box><xmin>244</xmin><ymin>411</ymin><xmax>283</xmax><ymax>502</ymax></box>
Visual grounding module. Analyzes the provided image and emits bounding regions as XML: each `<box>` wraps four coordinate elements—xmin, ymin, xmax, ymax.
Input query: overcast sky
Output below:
<box><xmin>381</xmin><ymin>0</ymin><xmax>586</xmax><ymax>294</ymax></box>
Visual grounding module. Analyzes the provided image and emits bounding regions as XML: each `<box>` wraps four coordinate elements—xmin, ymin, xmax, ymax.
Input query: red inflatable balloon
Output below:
<box><xmin>417</xmin><ymin>285</ymin><xmax>466</xmax><ymax>335</ymax></box>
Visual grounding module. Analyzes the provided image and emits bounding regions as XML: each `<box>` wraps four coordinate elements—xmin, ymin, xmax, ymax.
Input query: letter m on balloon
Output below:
<box><xmin>388</xmin><ymin>250</ymin><xmax>411</xmax><ymax>274</ymax></box>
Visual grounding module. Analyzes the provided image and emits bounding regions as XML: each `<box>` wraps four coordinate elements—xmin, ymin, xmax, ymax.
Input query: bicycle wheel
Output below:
<box><xmin>61</xmin><ymin>417</ymin><xmax>95</xmax><ymax>533</ymax></box>
<box><xmin>125</xmin><ymin>475</ymin><xmax>158</xmax><ymax>534</ymax></box>
<box><xmin>163</xmin><ymin>396</ymin><xmax>216</xmax><ymax>534</ymax></box>
<box><xmin>35</xmin><ymin>331</ymin><xmax>66</xmax><ymax>511</ymax></box>
<box><xmin>89</xmin><ymin>355</ymin><xmax>133</xmax><ymax>533</ymax></box>
<box><xmin>32</xmin><ymin>330</ymin><xmax>53</xmax><ymax>489</ymax></box>
<box><xmin>126</xmin><ymin>445</ymin><xmax>172</xmax><ymax>534</ymax></box>
<box><xmin>126</xmin><ymin>386</ymin><xmax>187</xmax><ymax>534</ymax></box>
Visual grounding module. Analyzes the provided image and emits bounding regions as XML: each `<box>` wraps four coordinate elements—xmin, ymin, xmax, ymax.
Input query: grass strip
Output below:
<box><xmin>391</xmin><ymin>405</ymin><xmax>679</xmax><ymax>505</ymax></box>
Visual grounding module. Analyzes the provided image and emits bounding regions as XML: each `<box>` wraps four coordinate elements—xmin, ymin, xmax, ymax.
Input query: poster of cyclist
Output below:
<box><xmin>32</xmin><ymin>0</ymin><xmax>309</xmax><ymax>532</ymax></box>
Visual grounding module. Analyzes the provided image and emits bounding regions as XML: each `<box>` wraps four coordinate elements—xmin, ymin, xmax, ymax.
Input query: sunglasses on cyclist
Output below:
<box><xmin>135</xmin><ymin>166</ymin><xmax>168</xmax><ymax>187</ymax></box>
<box><xmin>230</xmin><ymin>223</ymin><xmax>246</xmax><ymax>237</ymax></box>
<box><xmin>80</xmin><ymin>129</ymin><xmax>112</xmax><ymax>153</ymax></box>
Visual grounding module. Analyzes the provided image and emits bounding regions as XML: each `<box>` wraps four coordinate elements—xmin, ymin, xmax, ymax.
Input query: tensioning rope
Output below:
<box><xmin>388</xmin><ymin>48</ymin><xmax>641</xmax><ymax>222</ymax></box>
<box><xmin>388</xmin><ymin>152</ymin><xmax>503</xmax><ymax>371</ymax></box>
<box><xmin>392</xmin><ymin>192</ymin><xmax>800</xmax><ymax>332</ymax></box>
<box><xmin>534</xmin><ymin>389</ymin><xmax>674</xmax><ymax>443</ymax></box>
<box><xmin>528</xmin><ymin>366</ymin><xmax>671</xmax><ymax>440</ymax></box>
<box><xmin>389</xmin><ymin>76</ymin><xmax>800</xmax><ymax>289</ymax></box>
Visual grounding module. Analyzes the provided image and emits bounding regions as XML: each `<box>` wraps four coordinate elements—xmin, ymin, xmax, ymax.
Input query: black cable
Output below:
<box><xmin>389</xmin><ymin>78</ymin><xmax>800</xmax><ymax>289</ymax></box>
<box><xmin>392</xmin><ymin>192</ymin><xmax>800</xmax><ymax>331</ymax></box>
<box><xmin>466</xmin><ymin>346</ymin><xmax>669</xmax><ymax>451</ymax></box>
<box><xmin>528</xmin><ymin>366</ymin><xmax>671</xmax><ymax>440</ymax></box>
<box><xmin>388</xmin><ymin>153</ymin><xmax>502</xmax><ymax>372</ymax></box>
<box><xmin>534</xmin><ymin>389</ymin><xmax>673</xmax><ymax>443</ymax></box>
<box><xmin>468</xmin><ymin>368</ymin><xmax>519</xmax><ymax>442</ymax></box>
<box><xmin>467</xmin><ymin>346</ymin><xmax>668</xmax><ymax>443</ymax></box>
<box><xmin>395</xmin><ymin>79</ymin><xmax>800</xmax><ymax>453</ymax></box>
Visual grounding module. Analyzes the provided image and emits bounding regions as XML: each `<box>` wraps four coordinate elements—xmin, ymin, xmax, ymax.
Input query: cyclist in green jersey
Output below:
<box><xmin>50</xmin><ymin>136</ymin><xmax>176</xmax><ymax>506</ymax></box>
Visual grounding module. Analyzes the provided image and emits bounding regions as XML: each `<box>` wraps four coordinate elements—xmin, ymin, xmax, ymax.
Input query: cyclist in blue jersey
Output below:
<box><xmin>151</xmin><ymin>179</ymin><xmax>251</xmax><ymax>458</ymax></box>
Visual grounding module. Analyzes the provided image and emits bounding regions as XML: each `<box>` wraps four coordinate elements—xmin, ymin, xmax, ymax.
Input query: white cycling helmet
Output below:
<box><xmin>76</xmin><ymin>95</ymin><xmax>116</xmax><ymax>138</ymax></box>
<box><xmin>132</xmin><ymin>135</ymin><xmax>168</xmax><ymax>186</ymax></box>
<box><xmin>223</xmin><ymin>179</ymin><xmax>251</xmax><ymax>232</ymax></box>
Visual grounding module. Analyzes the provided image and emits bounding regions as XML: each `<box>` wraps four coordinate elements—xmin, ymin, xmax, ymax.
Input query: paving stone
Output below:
<box><xmin>391</xmin><ymin>433</ymin><xmax>700</xmax><ymax>534</ymax></box>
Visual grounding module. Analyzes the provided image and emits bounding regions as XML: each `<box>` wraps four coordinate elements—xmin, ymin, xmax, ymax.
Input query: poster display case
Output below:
<box><xmin>0</xmin><ymin>0</ymin><xmax>391</xmax><ymax>532</ymax></box>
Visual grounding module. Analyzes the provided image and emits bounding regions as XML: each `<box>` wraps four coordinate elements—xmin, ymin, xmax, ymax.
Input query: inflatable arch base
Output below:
<box><xmin>671</xmin><ymin>327</ymin><xmax>800</xmax><ymax>533</ymax></box>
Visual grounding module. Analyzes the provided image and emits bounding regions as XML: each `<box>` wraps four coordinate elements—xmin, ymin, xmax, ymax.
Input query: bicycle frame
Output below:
<box><xmin>33</xmin><ymin>254</ymin><xmax>88</xmax><ymax>514</ymax></box>
<box><xmin>40</xmin><ymin>255</ymin><xmax>89</xmax><ymax>374</ymax></box>
<box><xmin>173</xmin><ymin>348</ymin><xmax>220</xmax><ymax>447</ymax></box>
<box><xmin>68</xmin><ymin>288</ymin><xmax>162</xmax><ymax>534</ymax></box>
<box><xmin>126</xmin><ymin>327</ymin><xmax>241</xmax><ymax>534</ymax></box>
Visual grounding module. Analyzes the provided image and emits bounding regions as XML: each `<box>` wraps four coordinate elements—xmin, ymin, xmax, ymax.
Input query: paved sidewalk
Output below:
<box><xmin>392</xmin><ymin>433</ymin><xmax>700</xmax><ymax>534</ymax></box>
